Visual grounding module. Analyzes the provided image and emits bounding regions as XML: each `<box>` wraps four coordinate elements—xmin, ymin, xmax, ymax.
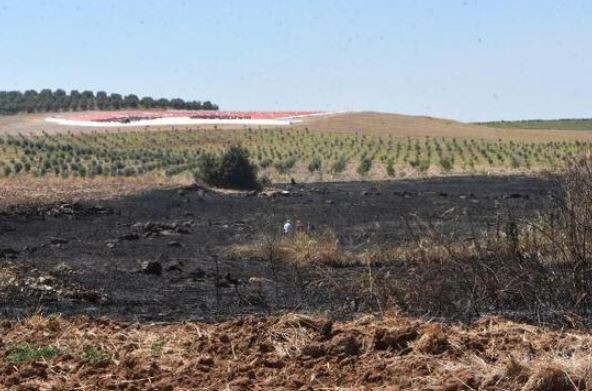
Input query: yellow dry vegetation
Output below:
<box><xmin>2</xmin><ymin>313</ymin><xmax>592</xmax><ymax>390</ymax></box>
<box><xmin>295</xmin><ymin>111</ymin><xmax>592</xmax><ymax>142</ymax></box>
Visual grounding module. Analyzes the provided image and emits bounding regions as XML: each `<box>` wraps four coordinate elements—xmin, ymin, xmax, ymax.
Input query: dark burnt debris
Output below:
<box><xmin>0</xmin><ymin>176</ymin><xmax>551</xmax><ymax>322</ymax></box>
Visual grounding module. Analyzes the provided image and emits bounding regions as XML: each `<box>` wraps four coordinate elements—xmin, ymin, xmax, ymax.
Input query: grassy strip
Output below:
<box><xmin>477</xmin><ymin>118</ymin><xmax>592</xmax><ymax>131</ymax></box>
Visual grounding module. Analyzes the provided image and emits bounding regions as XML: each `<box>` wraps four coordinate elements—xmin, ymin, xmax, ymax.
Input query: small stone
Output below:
<box><xmin>49</xmin><ymin>237</ymin><xmax>69</xmax><ymax>245</ymax></box>
<box><xmin>54</xmin><ymin>262</ymin><xmax>73</xmax><ymax>274</ymax></box>
<box><xmin>139</xmin><ymin>261</ymin><xmax>162</xmax><ymax>276</ymax></box>
<box><xmin>119</xmin><ymin>233</ymin><xmax>140</xmax><ymax>241</ymax></box>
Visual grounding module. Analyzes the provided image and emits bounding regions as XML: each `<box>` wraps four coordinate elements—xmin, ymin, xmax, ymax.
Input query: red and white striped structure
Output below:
<box><xmin>47</xmin><ymin>110</ymin><xmax>328</xmax><ymax>127</ymax></box>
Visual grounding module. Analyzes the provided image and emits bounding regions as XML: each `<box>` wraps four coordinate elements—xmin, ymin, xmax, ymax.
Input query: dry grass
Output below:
<box><xmin>294</xmin><ymin>111</ymin><xmax>592</xmax><ymax>142</ymax></box>
<box><xmin>0</xmin><ymin>264</ymin><xmax>18</xmax><ymax>287</ymax></box>
<box><xmin>224</xmin><ymin>169</ymin><xmax>592</xmax><ymax>320</ymax></box>
<box><xmin>226</xmin><ymin>228</ymin><xmax>500</xmax><ymax>268</ymax></box>
<box><xmin>0</xmin><ymin>175</ymin><xmax>191</xmax><ymax>208</ymax></box>
<box><xmin>1</xmin><ymin>313</ymin><xmax>592</xmax><ymax>390</ymax></box>
<box><xmin>226</xmin><ymin>230</ymin><xmax>347</xmax><ymax>266</ymax></box>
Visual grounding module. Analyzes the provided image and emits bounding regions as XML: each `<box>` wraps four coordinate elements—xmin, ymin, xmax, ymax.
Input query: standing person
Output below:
<box><xmin>283</xmin><ymin>219</ymin><xmax>293</xmax><ymax>235</ymax></box>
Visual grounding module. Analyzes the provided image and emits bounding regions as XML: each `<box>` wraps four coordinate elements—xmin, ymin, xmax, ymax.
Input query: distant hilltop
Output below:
<box><xmin>476</xmin><ymin>118</ymin><xmax>592</xmax><ymax>131</ymax></box>
<box><xmin>0</xmin><ymin>89</ymin><xmax>218</xmax><ymax>115</ymax></box>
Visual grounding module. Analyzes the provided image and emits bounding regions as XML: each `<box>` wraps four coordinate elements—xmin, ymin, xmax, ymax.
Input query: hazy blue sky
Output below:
<box><xmin>0</xmin><ymin>0</ymin><xmax>590</xmax><ymax>121</ymax></box>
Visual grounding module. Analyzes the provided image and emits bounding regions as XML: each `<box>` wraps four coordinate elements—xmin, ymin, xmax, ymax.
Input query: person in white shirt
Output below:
<box><xmin>283</xmin><ymin>219</ymin><xmax>293</xmax><ymax>235</ymax></box>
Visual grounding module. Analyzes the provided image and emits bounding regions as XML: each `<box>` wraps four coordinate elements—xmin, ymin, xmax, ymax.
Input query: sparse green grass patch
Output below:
<box><xmin>150</xmin><ymin>338</ymin><xmax>166</xmax><ymax>357</ymax></box>
<box><xmin>82</xmin><ymin>344</ymin><xmax>111</xmax><ymax>364</ymax></box>
<box><xmin>5</xmin><ymin>344</ymin><xmax>59</xmax><ymax>365</ymax></box>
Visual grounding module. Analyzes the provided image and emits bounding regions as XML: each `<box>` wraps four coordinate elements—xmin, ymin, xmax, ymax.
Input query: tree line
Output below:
<box><xmin>0</xmin><ymin>89</ymin><xmax>218</xmax><ymax>115</ymax></box>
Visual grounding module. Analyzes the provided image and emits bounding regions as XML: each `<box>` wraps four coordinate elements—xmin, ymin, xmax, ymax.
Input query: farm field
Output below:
<box><xmin>292</xmin><ymin>111</ymin><xmax>592</xmax><ymax>141</ymax></box>
<box><xmin>5</xmin><ymin>1</ymin><xmax>592</xmax><ymax>388</ymax></box>
<box><xmin>3</xmin><ymin>313</ymin><xmax>591</xmax><ymax>390</ymax></box>
<box><xmin>477</xmin><ymin>117</ymin><xmax>592</xmax><ymax>131</ymax></box>
<box><xmin>3</xmin><ymin>173</ymin><xmax>592</xmax><ymax>389</ymax></box>
<box><xmin>1</xmin><ymin>111</ymin><xmax>592</xmax><ymax>184</ymax></box>
<box><xmin>3</xmin><ymin>112</ymin><xmax>592</xmax><ymax>390</ymax></box>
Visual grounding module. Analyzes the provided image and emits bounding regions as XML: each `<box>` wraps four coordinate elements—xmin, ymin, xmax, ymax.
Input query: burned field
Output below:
<box><xmin>0</xmin><ymin>175</ymin><xmax>553</xmax><ymax>323</ymax></box>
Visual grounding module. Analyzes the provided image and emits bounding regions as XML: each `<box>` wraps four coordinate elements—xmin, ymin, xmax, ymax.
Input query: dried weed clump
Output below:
<box><xmin>226</xmin><ymin>229</ymin><xmax>347</xmax><ymax>266</ymax></box>
<box><xmin>227</xmin><ymin>156</ymin><xmax>592</xmax><ymax>323</ymax></box>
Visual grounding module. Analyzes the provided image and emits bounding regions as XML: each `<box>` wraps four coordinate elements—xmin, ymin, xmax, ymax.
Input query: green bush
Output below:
<box><xmin>13</xmin><ymin>162</ymin><xmax>23</xmax><ymax>174</ymax></box>
<box><xmin>418</xmin><ymin>159</ymin><xmax>430</xmax><ymax>173</ymax></box>
<box><xmin>440</xmin><ymin>157</ymin><xmax>453</xmax><ymax>172</ymax></box>
<box><xmin>259</xmin><ymin>158</ymin><xmax>273</xmax><ymax>169</ymax></box>
<box><xmin>274</xmin><ymin>156</ymin><xmax>298</xmax><ymax>174</ymax></box>
<box><xmin>194</xmin><ymin>146</ymin><xmax>260</xmax><ymax>190</ymax></box>
<box><xmin>357</xmin><ymin>158</ymin><xmax>372</xmax><ymax>176</ymax></box>
<box><xmin>386</xmin><ymin>159</ymin><xmax>395</xmax><ymax>177</ymax></box>
<box><xmin>195</xmin><ymin>152</ymin><xmax>220</xmax><ymax>184</ymax></box>
<box><xmin>511</xmin><ymin>155</ymin><xmax>522</xmax><ymax>169</ymax></box>
<box><xmin>411</xmin><ymin>158</ymin><xmax>430</xmax><ymax>173</ymax></box>
<box><xmin>307</xmin><ymin>157</ymin><xmax>322</xmax><ymax>173</ymax></box>
<box><xmin>330</xmin><ymin>155</ymin><xmax>348</xmax><ymax>174</ymax></box>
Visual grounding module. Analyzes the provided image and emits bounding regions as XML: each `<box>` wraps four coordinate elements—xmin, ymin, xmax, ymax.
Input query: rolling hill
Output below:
<box><xmin>476</xmin><ymin>118</ymin><xmax>592</xmax><ymax>131</ymax></box>
<box><xmin>2</xmin><ymin>111</ymin><xmax>592</xmax><ymax>143</ymax></box>
<box><xmin>293</xmin><ymin>111</ymin><xmax>592</xmax><ymax>141</ymax></box>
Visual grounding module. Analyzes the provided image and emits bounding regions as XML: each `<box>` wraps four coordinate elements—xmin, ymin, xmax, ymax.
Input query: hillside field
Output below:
<box><xmin>1</xmin><ymin>111</ymin><xmax>592</xmax><ymax>184</ymax></box>
<box><xmin>477</xmin><ymin>117</ymin><xmax>592</xmax><ymax>131</ymax></box>
<box><xmin>3</xmin><ymin>112</ymin><xmax>592</xmax><ymax>390</ymax></box>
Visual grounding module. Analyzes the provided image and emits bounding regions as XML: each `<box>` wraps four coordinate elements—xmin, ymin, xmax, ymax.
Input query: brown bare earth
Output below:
<box><xmin>0</xmin><ymin>114</ymin><xmax>67</xmax><ymax>136</ymax></box>
<box><xmin>3</xmin><ymin>111</ymin><xmax>592</xmax><ymax>141</ymax></box>
<box><xmin>0</xmin><ymin>177</ymin><xmax>189</xmax><ymax>207</ymax></box>
<box><xmin>1</xmin><ymin>314</ymin><xmax>591</xmax><ymax>390</ymax></box>
<box><xmin>294</xmin><ymin>111</ymin><xmax>592</xmax><ymax>141</ymax></box>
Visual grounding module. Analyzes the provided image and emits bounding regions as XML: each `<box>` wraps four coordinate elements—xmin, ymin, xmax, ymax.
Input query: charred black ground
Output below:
<box><xmin>0</xmin><ymin>176</ymin><xmax>552</xmax><ymax>322</ymax></box>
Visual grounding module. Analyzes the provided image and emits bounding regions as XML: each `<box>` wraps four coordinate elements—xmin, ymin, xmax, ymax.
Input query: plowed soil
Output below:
<box><xmin>1</xmin><ymin>313</ymin><xmax>591</xmax><ymax>390</ymax></box>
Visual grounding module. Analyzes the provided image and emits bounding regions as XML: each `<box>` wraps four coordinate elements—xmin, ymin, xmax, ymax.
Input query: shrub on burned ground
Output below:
<box><xmin>273</xmin><ymin>156</ymin><xmax>298</xmax><ymax>175</ymax></box>
<box><xmin>330</xmin><ymin>155</ymin><xmax>348</xmax><ymax>174</ymax></box>
<box><xmin>307</xmin><ymin>157</ymin><xmax>322</xmax><ymax>173</ymax></box>
<box><xmin>194</xmin><ymin>145</ymin><xmax>262</xmax><ymax>190</ymax></box>
<box><xmin>357</xmin><ymin>157</ymin><xmax>372</xmax><ymax>176</ymax></box>
<box><xmin>386</xmin><ymin>159</ymin><xmax>395</xmax><ymax>177</ymax></box>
